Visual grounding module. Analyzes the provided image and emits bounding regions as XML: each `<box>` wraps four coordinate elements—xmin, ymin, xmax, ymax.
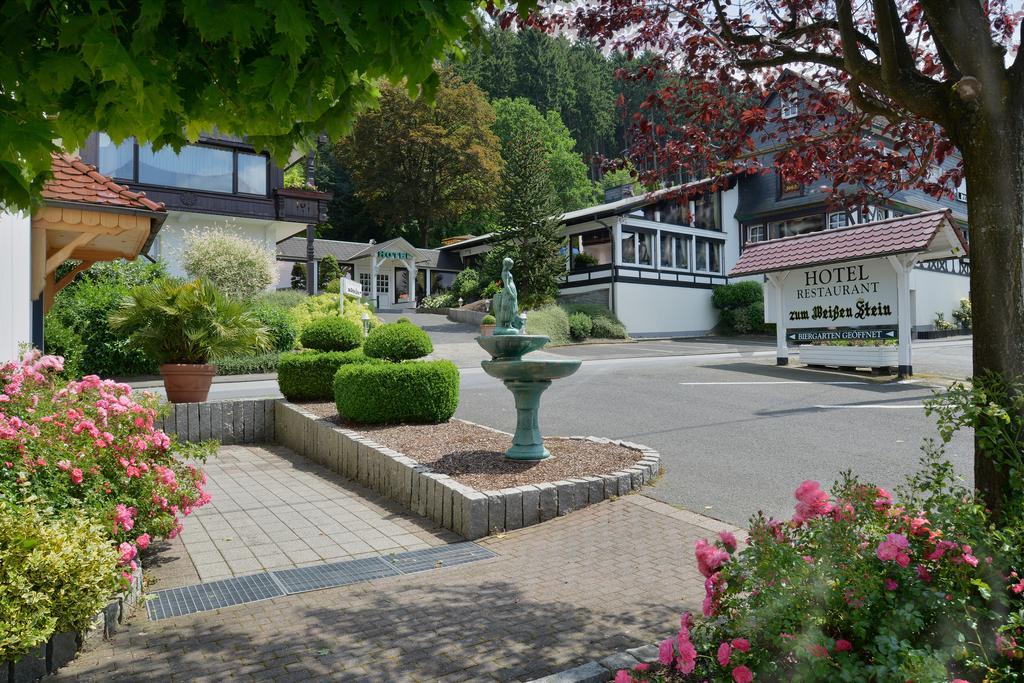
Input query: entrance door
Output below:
<box><xmin>393</xmin><ymin>268</ymin><xmax>409</xmax><ymax>305</ymax></box>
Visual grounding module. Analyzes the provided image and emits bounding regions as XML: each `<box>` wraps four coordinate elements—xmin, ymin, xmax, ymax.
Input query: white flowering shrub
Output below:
<box><xmin>181</xmin><ymin>227</ymin><xmax>275</xmax><ymax>299</ymax></box>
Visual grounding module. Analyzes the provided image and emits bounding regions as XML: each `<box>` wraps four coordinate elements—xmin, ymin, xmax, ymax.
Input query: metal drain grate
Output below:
<box><xmin>146</xmin><ymin>541</ymin><xmax>496</xmax><ymax>621</ymax></box>
<box><xmin>273</xmin><ymin>556</ymin><xmax>399</xmax><ymax>594</ymax></box>
<box><xmin>147</xmin><ymin>572</ymin><xmax>284</xmax><ymax>620</ymax></box>
<box><xmin>385</xmin><ymin>542</ymin><xmax>497</xmax><ymax>574</ymax></box>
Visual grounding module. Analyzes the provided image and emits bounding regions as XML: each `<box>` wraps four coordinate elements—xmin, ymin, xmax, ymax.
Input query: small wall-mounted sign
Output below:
<box><xmin>378</xmin><ymin>250</ymin><xmax>413</xmax><ymax>260</ymax></box>
<box><xmin>786</xmin><ymin>327</ymin><xmax>897</xmax><ymax>344</ymax></box>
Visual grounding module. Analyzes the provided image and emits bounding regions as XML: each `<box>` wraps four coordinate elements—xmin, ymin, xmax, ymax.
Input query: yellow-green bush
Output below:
<box><xmin>0</xmin><ymin>503</ymin><xmax>119</xmax><ymax>661</ymax></box>
<box><xmin>289</xmin><ymin>293</ymin><xmax>379</xmax><ymax>336</ymax></box>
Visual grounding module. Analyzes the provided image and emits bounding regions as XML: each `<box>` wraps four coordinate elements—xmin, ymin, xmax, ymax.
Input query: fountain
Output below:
<box><xmin>477</xmin><ymin>258</ymin><xmax>581</xmax><ymax>461</ymax></box>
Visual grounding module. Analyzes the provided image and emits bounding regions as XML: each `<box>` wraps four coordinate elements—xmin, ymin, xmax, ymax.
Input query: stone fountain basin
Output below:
<box><xmin>476</xmin><ymin>334</ymin><xmax>551</xmax><ymax>360</ymax></box>
<box><xmin>481</xmin><ymin>358</ymin><xmax>582</xmax><ymax>382</ymax></box>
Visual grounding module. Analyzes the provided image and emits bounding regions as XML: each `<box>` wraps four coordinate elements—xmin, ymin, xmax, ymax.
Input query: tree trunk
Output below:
<box><xmin>958</xmin><ymin>103</ymin><xmax>1024</xmax><ymax>520</ymax></box>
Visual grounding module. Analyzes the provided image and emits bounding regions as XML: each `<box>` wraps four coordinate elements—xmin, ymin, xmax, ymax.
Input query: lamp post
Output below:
<box><xmin>361</xmin><ymin>312</ymin><xmax>370</xmax><ymax>338</ymax></box>
<box><xmin>458</xmin><ymin>297</ymin><xmax>464</xmax><ymax>308</ymax></box>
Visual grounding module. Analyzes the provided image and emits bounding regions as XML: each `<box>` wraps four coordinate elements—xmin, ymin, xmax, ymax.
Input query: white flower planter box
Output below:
<box><xmin>798</xmin><ymin>345</ymin><xmax>899</xmax><ymax>369</ymax></box>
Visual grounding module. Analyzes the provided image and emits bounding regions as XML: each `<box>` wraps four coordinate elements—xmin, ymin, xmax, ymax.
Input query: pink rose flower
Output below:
<box><xmin>676</xmin><ymin>638</ymin><xmax>697</xmax><ymax>674</ymax></box>
<box><xmin>717</xmin><ymin>641</ymin><xmax>732</xmax><ymax>666</ymax></box>
<box><xmin>658</xmin><ymin>638</ymin><xmax>675</xmax><ymax>665</ymax></box>
<box><xmin>614</xmin><ymin>671</ymin><xmax>632</xmax><ymax>683</ymax></box>
<box><xmin>885</xmin><ymin>578</ymin><xmax>899</xmax><ymax>591</ymax></box>
<box><xmin>915</xmin><ymin>565</ymin><xmax>932</xmax><ymax>583</ymax></box>
<box><xmin>136</xmin><ymin>533</ymin><xmax>151</xmax><ymax>551</ymax></box>
<box><xmin>118</xmin><ymin>542</ymin><xmax>137</xmax><ymax>564</ymax></box>
<box><xmin>876</xmin><ymin>533</ymin><xmax>911</xmax><ymax>567</ymax></box>
<box><xmin>874</xmin><ymin>487</ymin><xmax>893</xmax><ymax>509</ymax></box>
<box><xmin>834</xmin><ymin>639</ymin><xmax>852</xmax><ymax>652</ymax></box>
<box><xmin>732</xmin><ymin>665</ymin><xmax>754</xmax><ymax>683</ymax></box>
<box><xmin>792</xmin><ymin>480</ymin><xmax>832</xmax><ymax>523</ymax></box>
<box><xmin>70</xmin><ymin>468</ymin><xmax>83</xmax><ymax>484</ymax></box>
<box><xmin>695</xmin><ymin>538</ymin><xmax>730</xmax><ymax>578</ymax></box>
<box><xmin>718</xmin><ymin>530</ymin><xmax>738</xmax><ymax>552</ymax></box>
<box><xmin>731</xmin><ymin>638</ymin><xmax>750</xmax><ymax>653</ymax></box>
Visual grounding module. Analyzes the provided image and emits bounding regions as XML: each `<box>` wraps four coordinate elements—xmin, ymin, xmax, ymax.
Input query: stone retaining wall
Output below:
<box><xmin>156</xmin><ymin>398</ymin><xmax>277</xmax><ymax>444</ymax></box>
<box><xmin>3</xmin><ymin>563</ymin><xmax>142</xmax><ymax>683</ymax></box>
<box><xmin>446</xmin><ymin>308</ymin><xmax>487</xmax><ymax>326</ymax></box>
<box><xmin>275</xmin><ymin>401</ymin><xmax>661</xmax><ymax>540</ymax></box>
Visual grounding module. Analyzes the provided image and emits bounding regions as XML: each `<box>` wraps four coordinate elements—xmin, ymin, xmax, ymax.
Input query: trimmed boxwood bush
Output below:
<box><xmin>277</xmin><ymin>349</ymin><xmax>379</xmax><ymax>401</ymax></box>
<box><xmin>334</xmin><ymin>360</ymin><xmax>459</xmax><ymax>424</ymax></box>
<box><xmin>299</xmin><ymin>316</ymin><xmax>363</xmax><ymax>352</ymax></box>
<box><xmin>363</xmin><ymin>321</ymin><xmax>433</xmax><ymax>361</ymax></box>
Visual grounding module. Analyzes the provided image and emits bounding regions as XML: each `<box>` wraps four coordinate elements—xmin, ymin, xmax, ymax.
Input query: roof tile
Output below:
<box><xmin>41</xmin><ymin>153</ymin><xmax>166</xmax><ymax>213</ymax></box>
<box><xmin>729</xmin><ymin>210</ymin><xmax>965</xmax><ymax>276</ymax></box>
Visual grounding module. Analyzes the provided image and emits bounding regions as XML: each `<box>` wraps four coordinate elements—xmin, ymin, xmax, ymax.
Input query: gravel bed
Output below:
<box><xmin>298</xmin><ymin>401</ymin><xmax>643</xmax><ymax>489</ymax></box>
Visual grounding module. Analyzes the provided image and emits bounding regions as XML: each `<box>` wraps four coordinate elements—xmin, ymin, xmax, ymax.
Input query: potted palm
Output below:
<box><xmin>110</xmin><ymin>279</ymin><xmax>270</xmax><ymax>402</ymax></box>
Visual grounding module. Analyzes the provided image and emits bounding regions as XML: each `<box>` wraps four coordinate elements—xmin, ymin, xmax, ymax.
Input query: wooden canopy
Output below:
<box><xmin>33</xmin><ymin>154</ymin><xmax>166</xmax><ymax>311</ymax></box>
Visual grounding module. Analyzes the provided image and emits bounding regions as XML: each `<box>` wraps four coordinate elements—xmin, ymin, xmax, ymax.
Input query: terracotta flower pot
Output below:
<box><xmin>480</xmin><ymin>323</ymin><xmax>496</xmax><ymax>337</ymax></box>
<box><xmin>159</xmin><ymin>364</ymin><xmax>217</xmax><ymax>403</ymax></box>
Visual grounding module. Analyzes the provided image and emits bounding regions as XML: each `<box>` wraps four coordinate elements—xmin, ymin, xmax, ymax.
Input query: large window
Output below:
<box><xmin>139</xmin><ymin>144</ymin><xmax>233</xmax><ymax>193</ymax></box>
<box><xmin>568</xmin><ymin>228</ymin><xmax>612</xmax><ymax>270</ymax></box>
<box><xmin>359</xmin><ymin>273</ymin><xmax>371</xmax><ymax>295</ymax></box>
<box><xmin>828</xmin><ymin>212</ymin><xmax>850</xmax><ymax>229</ymax></box>
<box><xmin>620</xmin><ymin>229</ymin><xmax>653</xmax><ymax>266</ymax></box>
<box><xmin>695</xmin><ymin>238</ymin><xmax>723</xmax><ymax>273</ymax></box>
<box><xmin>640</xmin><ymin>196</ymin><xmax>720</xmax><ymax>230</ymax></box>
<box><xmin>769</xmin><ymin>214</ymin><xmax>825</xmax><ymax>238</ymax></box>
<box><xmin>691</xmin><ymin>192</ymin><xmax>721</xmax><ymax>231</ymax></box>
<box><xmin>659</xmin><ymin>232</ymin><xmax>692</xmax><ymax>270</ymax></box>
<box><xmin>96</xmin><ymin>133</ymin><xmax>269</xmax><ymax>196</ymax></box>
<box><xmin>430</xmin><ymin>270</ymin><xmax>457</xmax><ymax>293</ymax></box>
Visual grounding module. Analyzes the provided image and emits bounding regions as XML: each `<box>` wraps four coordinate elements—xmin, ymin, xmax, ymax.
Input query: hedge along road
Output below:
<box><xmin>455</xmin><ymin>353</ymin><xmax>973</xmax><ymax>527</ymax></box>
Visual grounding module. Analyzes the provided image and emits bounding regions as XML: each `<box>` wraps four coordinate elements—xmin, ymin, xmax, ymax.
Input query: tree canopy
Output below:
<box><xmin>517</xmin><ymin>0</ymin><xmax>1024</xmax><ymax>519</ymax></box>
<box><xmin>492</xmin><ymin>98</ymin><xmax>595</xmax><ymax>211</ymax></box>
<box><xmin>333</xmin><ymin>71</ymin><xmax>503</xmax><ymax>247</ymax></box>
<box><xmin>0</xmin><ymin>1</ymin><xmax>529</xmax><ymax>210</ymax></box>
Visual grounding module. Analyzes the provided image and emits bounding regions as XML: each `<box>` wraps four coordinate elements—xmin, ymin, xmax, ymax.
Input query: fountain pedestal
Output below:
<box><xmin>479</xmin><ymin>257</ymin><xmax>582</xmax><ymax>461</ymax></box>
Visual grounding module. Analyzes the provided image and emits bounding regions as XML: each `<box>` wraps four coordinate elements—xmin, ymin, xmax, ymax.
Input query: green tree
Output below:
<box><xmin>1</xmin><ymin>1</ymin><xmax>532</xmax><ymax>210</ymax></box>
<box><xmin>290</xmin><ymin>263</ymin><xmax>306</xmax><ymax>291</ymax></box>
<box><xmin>313</xmin><ymin>153</ymin><xmax>388</xmax><ymax>244</ymax></box>
<box><xmin>489</xmin><ymin>118</ymin><xmax>566</xmax><ymax>309</ymax></box>
<box><xmin>317</xmin><ymin>255</ymin><xmax>342</xmax><ymax>290</ymax></box>
<box><xmin>491</xmin><ymin>98</ymin><xmax>595</xmax><ymax>211</ymax></box>
<box><xmin>334</xmin><ymin>71</ymin><xmax>503</xmax><ymax>247</ymax></box>
<box><xmin>454</xmin><ymin>28</ymin><xmax>615</xmax><ymax>163</ymax></box>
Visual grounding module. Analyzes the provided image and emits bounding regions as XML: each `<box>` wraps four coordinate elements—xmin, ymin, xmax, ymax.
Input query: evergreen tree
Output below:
<box><xmin>490</xmin><ymin>118</ymin><xmax>566</xmax><ymax>309</ymax></box>
<box><xmin>290</xmin><ymin>263</ymin><xmax>306</xmax><ymax>291</ymax></box>
<box><xmin>317</xmin><ymin>255</ymin><xmax>342</xmax><ymax>289</ymax></box>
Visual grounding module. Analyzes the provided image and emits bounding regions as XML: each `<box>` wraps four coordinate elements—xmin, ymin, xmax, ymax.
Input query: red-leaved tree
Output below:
<box><xmin>506</xmin><ymin>0</ymin><xmax>1023</xmax><ymax>518</ymax></box>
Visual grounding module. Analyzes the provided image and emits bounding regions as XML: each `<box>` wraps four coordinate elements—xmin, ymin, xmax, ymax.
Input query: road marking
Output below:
<box><xmin>678</xmin><ymin>380</ymin><xmax>869</xmax><ymax>385</ymax></box>
<box><xmin>814</xmin><ymin>404</ymin><xmax>925</xmax><ymax>410</ymax></box>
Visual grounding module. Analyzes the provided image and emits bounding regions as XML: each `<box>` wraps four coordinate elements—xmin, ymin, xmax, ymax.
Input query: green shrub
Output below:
<box><xmin>952</xmin><ymin>297</ymin><xmax>972</xmax><ymax>330</ymax></box>
<box><xmin>252</xmin><ymin>303</ymin><xmax>298</xmax><ymax>351</ymax></box>
<box><xmin>364</xmin><ymin>322</ymin><xmax>433</xmax><ymax>361</ymax></box>
<box><xmin>933</xmin><ymin>311</ymin><xmax>956</xmax><ymax>331</ymax></box>
<box><xmin>711</xmin><ymin>280</ymin><xmax>763</xmax><ymax>310</ymax></box>
<box><xmin>568</xmin><ymin>311</ymin><xmax>592</xmax><ymax>341</ymax></box>
<box><xmin>300</xmin><ymin>316</ymin><xmax>363</xmax><ymax>352</ymax></box>
<box><xmin>215</xmin><ymin>352</ymin><xmax>281</xmax><ymax>376</ymax></box>
<box><xmin>334</xmin><ymin>360</ymin><xmax>459</xmax><ymax>424</ymax></box>
<box><xmin>289</xmin><ymin>293</ymin><xmax>377</xmax><ymax>335</ymax></box>
<box><xmin>481</xmin><ymin>280</ymin><xmax>501</xmax><ymax>299</ymax></box>
<box><xmin>524</xmin><ymin>304</ymin><xmax>570</xmax><ymax>345</ymax></box>
<box><xmin>0</xmin><ymin>502</ymin><xmax>119</xmax><ymax>661</ymax></box>
<box><xmin>257</xmin><ymin>289</ymin><xmax>307</xmax><ymax>311</ymax></box>
<box><xmin>277</xmin><ymin>349</ymin><xmax>379</xmax><ymax>401</ymax></box>
<box><xmin>41</xmin><ymin>314</ymin><xmax>86</xmax><ymax>378</ymax></box>
<box><xmin>481</xmin><ymin>314</ymin><xmax>496</xmax><ymax>325</ymax></box>
<box><xmin>317</xmin><ymin>254</ymin><xmax>342</xmax><ymax>290</ymax></box>
<box><xmin>323</xmin><ymin>278</ymin><xmax>341</xmax><ymax>293</ymax></box>
<box><xmin>420</xmin><ymin>292</ymin><xmax>456</xmax><ymax>309</ymax></box>
<box><xmin>452</xmin><ymin>268</ymin><xmax>480</xmax><ymax>300</ymax></box>
<box><xmin>562</xmin><ymin>303</ymin><xmax>628</xmax><ymax>339</ymax></box>
<box><xmin>45</xmin><ymin>259</ymin><xmax>165</xmax><ymax>377</ymax></box>
<box><xmin>181</xmin><ymin>227</ymin><xmax>275</xmax><ymax>299</ymax></box>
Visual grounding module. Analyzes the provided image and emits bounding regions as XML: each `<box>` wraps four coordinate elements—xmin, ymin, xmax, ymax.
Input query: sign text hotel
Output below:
<box><xmin>781</xmin><ymin>258</ymin><xmax>898</xmax><ymax>329</ymax></box>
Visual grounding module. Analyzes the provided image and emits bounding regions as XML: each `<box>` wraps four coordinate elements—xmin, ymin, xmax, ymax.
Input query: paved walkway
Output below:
<box><xmin>56</xmin><ymin>492</ymin><xmax>727</xmax><ymax>682</ymax></box>
<box><xmin>147</xmin><ymin>445</ymin><xmax>456</xmax><ymax>589</ymax></box>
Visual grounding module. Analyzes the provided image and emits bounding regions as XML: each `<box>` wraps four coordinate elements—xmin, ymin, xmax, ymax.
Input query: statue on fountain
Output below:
<box><xmin>491</xmin><ymin>257</ymin><xmax>525</xmax><ymax>336</ymax></box>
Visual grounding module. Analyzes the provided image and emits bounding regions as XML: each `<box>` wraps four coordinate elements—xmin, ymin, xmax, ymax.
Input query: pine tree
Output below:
<box><xmin>492</xmin><ymin>118</ymin><xmax>566</xmax><ymax>309</ymax></box>
<box><xmin>317</xmin><ymin>255</ymin><xmax>342</xmax><ymax>289</ymax></box>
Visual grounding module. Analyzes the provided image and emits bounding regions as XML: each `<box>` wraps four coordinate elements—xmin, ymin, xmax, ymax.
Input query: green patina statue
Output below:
<box><xmin>491</xmin><ymin>257</ymin><xmax>525</xmax><ymax>335</ymax></box>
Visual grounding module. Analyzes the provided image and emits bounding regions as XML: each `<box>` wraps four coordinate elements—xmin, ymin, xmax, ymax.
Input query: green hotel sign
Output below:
<box><xmin>377</xmin><ymin>250</ymin><xmax>413</xmax><ymax>260</ymax></box>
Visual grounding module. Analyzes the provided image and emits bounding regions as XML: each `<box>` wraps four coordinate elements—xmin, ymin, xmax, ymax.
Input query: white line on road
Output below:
<box><xmin>814</xmin><ymin>404</ymin><xmax>925</xmax><ymax>409</ymax></box>
<box><xmin>679</xmin><ymin>380</ymin><xmax>869</xmax><ymax>385</ymax></box>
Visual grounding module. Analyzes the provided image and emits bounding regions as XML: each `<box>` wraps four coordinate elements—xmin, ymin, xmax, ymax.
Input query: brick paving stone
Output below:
<box><xmin>56</xmin><ymin>495</ymin><xmax>725</xmax><ymax>682</ymax></box>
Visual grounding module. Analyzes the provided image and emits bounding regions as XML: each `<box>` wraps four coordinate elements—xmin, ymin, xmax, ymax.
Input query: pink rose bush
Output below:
<box><xmin>0</xmin><ymin>351</ymin><xmax>213</xmax><ymax>575</ymax></box>
<box><xmin>616</xmin><ymin>451</ymin><xmax>1024</xmax><ymax>681</ymax></box>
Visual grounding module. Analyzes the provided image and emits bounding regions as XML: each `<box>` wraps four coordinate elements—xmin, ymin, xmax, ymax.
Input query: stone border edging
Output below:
<box><xmin>274</xmin><ymin>400</ymin><xmax>662</xmax><ymax>540</ymax></box>
<box><xmin>155</xmin><ymin>398</ymin><xmax>277</xmax><ymax>444</ymax></box>
<box><xmin>526</xmin><ymin>643</ymin><xmax>661</xmax><ymax>683</ymax></box>
<box><xmin>3</xmin><ymin>562</ymin><xmax>143</xmax><ymax>683</ymax></box>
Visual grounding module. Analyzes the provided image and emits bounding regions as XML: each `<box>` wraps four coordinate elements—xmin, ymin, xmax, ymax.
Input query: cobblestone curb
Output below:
<box><xmin>525</xmin><ymin>643</ymin><xmax>661</xmax><ymax>683</ymax></box>
<box><xmin>274</xmin><ymin>400</ymin><xmax>662</xmax><ymax>540</ymax></box>
<box><xmin>3</xmin><ymin>562</ymin><xmax>143</xmax><ymax>683</ymax></box>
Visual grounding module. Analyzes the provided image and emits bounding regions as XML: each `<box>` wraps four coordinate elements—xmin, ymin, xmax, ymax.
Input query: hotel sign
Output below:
<box><xmin>781</xmin><ymin>258</ymin><xmax>897</xmax><ymax>329</ymax></box>
<box><xmin>378</xmin><ymin>250</ymin><xmax>413</xmax><ymax>260</ymax></box>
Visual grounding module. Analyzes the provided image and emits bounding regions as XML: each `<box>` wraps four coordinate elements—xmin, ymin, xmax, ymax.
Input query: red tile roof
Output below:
<box><xmin>42</xmin><ymin>153</ymin><xmax>165</xmax><ymax>213</ymax></box>
<box><xmin>729</xmin><ymin>209</ymin><xmax>967</xmax><ymax>276</ymax></box>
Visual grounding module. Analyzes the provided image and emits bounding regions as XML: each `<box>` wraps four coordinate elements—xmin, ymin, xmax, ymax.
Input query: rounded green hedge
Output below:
<box><xmin>277</xmin><ymin>349</ymin><xmax>379</xmax><ymax>401</ymax></box>
<box><xmin>363</xmin><ymin>322</ymin><xmax>433</xmax><ymax>362</ymax></box>
<box><xmin>299</xmin><ymin>316</ymin><xmax>363</xmax><ymax>352</ymax></box>
<box><xmin>334</xmin><ymin>360</ymin><xmax>459</xmax><ymax>424</ymax></box>
<box><xmin>568</xmin><ymin>311</ymin><xmax>592</xmax><ymax>341</ymax></box>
